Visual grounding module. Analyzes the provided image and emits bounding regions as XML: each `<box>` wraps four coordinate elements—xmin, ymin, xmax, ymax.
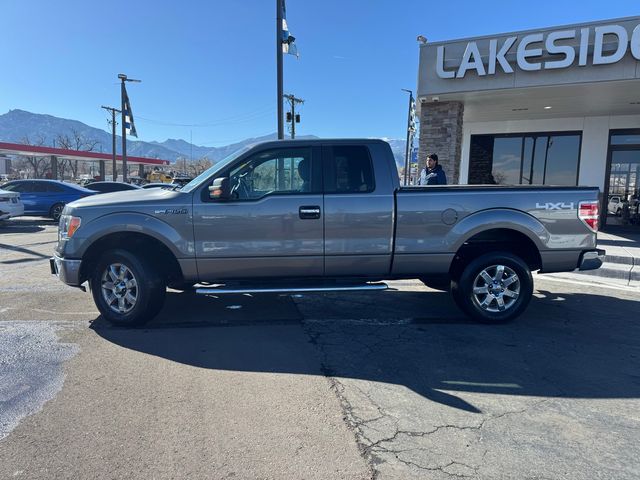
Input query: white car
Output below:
<box><xmin>607</xmin><ymin>196</ymin><xmax>624</xmax><ymax>216</ymax></box>
<box><xmin>0</xmin><ymin>188</ymin><xmax>24</xmax><ymax>221</ymax></box>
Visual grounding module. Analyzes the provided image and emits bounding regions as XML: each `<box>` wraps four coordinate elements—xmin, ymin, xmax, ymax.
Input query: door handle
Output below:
<box><xmin>299</xmin><ymin>205</ymin><xmax>321</xmax><ymax>219</ymax></box>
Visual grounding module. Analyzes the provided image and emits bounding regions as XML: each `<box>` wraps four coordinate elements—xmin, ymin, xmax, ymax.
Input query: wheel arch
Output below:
<box><xmin>79</xmin><ymin>231</ymin><xmax>184</xmax><ymax>287</ymax></box>
<box><xmin>449</xmin><ymin>220</ymin><xmax>544</xmax><ymax>280</ymax></box>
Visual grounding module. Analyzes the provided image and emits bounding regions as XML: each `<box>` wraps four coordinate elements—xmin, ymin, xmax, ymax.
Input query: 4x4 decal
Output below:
<box><xmin>536</xmin><ymin>202</ymin><xmax>575</xmax><ymax>210</ymax></box>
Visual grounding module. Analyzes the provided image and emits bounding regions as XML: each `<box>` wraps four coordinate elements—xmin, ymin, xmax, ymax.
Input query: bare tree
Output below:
<box><xmin>20</xmin><ymin>135</ymin><xmax>50</xmax><ymax>178</ymax></box>
<box><xmin>55</xmin><ymin>129</ymin><xmax>101</xmax><ymax>179</ymax></box>
<box><xmin>186</xmin><ymin>158</ymin><xmax>212</xmax><ymax>177</ymax></box>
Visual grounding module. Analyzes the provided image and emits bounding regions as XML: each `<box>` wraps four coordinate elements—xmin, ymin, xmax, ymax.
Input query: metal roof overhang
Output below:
<box><xmin>0</xmin><ymin>141</ymin><xmax>170</xmax><ymax>166</ymax></box>
<box><xmin>426</xmin><ymin>79</ymin><xmax>640</xmax><ymax>123</ymax></box>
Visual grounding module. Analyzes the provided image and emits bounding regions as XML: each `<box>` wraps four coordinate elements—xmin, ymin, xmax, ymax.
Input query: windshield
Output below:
<box><xmin>180</xmin><ymin>146</ymin><xmax>252</xmax><ymax>193</ymax></box>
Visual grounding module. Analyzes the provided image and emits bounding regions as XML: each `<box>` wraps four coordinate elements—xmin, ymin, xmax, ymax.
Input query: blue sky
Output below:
<box><xmin>1</xmin><ymin>0</ymin><xmax>638</xmax><ymax>146</ymax></box>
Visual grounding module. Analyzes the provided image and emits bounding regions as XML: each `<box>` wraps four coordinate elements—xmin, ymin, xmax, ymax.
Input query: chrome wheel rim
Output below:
<box><xmin>101</xmin><ymin>263</ymin><xmax>138</xmax><ymax>314</ymax></box>
<box><xmin>472</xmin><ymin>264</ymin><xmax>520</xmax><ymax>313</ymax></box>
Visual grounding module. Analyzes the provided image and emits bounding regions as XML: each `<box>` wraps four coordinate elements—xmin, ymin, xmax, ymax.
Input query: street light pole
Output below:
<box><xmin>118</xmin><ymin>73</ymin><xmax>141</xmax><ymax>182</ymax></box>
<box><xmin>276</xmin><ymin>0</ymin><xmax>284</xmax><ymax>140</ymax></box>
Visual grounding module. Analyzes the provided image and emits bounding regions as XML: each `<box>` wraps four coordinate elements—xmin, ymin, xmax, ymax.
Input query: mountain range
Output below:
<box><xmin>0</xmin><ymin>109</ymin><xmax>407</xmax><ymax>167</ymax></box>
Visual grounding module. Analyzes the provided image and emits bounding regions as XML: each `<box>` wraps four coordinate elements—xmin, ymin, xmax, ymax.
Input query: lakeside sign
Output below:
<box><xmin>437</xmin><ymin>23</ymin><xmax>640</xmax><ymax>79</ymax></box>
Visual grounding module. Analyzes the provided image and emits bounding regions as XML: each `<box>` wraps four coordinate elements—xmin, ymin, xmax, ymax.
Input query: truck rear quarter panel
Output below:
<box><xmin>393</xmin><ymin>186</ymin><xmax>599</xmax><ymax>275</ymax></box>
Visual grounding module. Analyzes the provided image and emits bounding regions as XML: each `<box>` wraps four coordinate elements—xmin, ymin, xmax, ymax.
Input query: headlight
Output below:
<box><xmin>59</xmin><ymin>215</ymin><xmax>82</xmax><ymax>240</ymax></box>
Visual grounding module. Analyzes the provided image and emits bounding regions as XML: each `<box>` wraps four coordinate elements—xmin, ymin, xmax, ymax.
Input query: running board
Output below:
<box><xmin>195</xmin><ymin>282</ymin><xmax>388</xmax><ymax>295</ymax></box>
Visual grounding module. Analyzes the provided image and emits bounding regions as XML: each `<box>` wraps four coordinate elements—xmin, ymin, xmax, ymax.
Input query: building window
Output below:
<box><xmin>469</xmin><ymin>132</ymin><xmax>582</xmax><ymax>185</ymax></box>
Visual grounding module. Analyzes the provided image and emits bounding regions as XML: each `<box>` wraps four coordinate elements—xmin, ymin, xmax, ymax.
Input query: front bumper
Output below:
<box><xmin>50</xmin><ymin>253</ymin><xmax>83</xmax><ymax>287</ymax></box>
<box><xmin>578</xmin><ymin>249</ymin><xmax>606</xmax><ymax>271</ymax></box>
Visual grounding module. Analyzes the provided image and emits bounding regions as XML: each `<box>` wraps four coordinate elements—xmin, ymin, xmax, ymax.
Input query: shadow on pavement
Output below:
<box><xmin>91</xmin><ymin>288</ymin><xmax>640</xmax><ymax>413</ymax></box>
<box><xmin>0</xmin><ymin>217</ymin><xmax>55</xmax><ymax>234</ymax></box>
<box><xmin>0</xmin><ymin>243</ymin><xmax>51</xmax><ymax>263</ymax></box>
<box><xmin>0</xmin><ymin>223</ymin><xmax>46</xmax><ymax>234</ymax></box>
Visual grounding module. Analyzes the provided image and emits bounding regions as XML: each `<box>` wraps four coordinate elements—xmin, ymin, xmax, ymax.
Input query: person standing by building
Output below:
<box><xmin>419</xmin><ymin>153</ymin><xmax>447</xmax><ymax>185</ymax></box>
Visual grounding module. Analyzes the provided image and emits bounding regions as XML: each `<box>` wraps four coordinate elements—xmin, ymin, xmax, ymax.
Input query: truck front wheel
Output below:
<box><xmin>451</xmin><ymin>252</ymin><xmax>533</xmax><ymax>324</ymax></box>
<box><xmin>90</xmin><ymin>249</ymin><xmax>166</xmax><ymax>326</ymax></box>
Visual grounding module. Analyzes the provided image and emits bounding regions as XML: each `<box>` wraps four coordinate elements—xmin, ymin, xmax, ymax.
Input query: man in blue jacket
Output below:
<box><xmin>419</xmin><ymin>153</ymin><xmax>447</xmax><ymax>185</ymax></box>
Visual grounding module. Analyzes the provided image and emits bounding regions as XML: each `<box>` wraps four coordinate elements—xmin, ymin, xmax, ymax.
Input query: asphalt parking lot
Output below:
<box><xmin>1</xmin><ymin>217</ymin><xmax>639</xmax><ymax>479</ymax></box>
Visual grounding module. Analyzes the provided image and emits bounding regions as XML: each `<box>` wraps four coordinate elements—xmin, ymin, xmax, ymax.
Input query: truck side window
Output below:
<box><xmin>325</xmin><ymin>146</ymin><xmax>375</xmax><ymax>193</ymax></box>
<box><xmin>226</xmin><ymin>147</ymin><xmax>313</xmax><ymax>200</ymax></box>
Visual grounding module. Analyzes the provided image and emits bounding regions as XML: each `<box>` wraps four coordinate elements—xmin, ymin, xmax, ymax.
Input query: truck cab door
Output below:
<box><xmin>192</xmin><ymin>146</ymin><xmax>324</xmax><ymax>282</ymax></box>
<box><xmin>322</xmin><ymin>144</ymin><xmax>395</xmax><ymax>277</ymax></box>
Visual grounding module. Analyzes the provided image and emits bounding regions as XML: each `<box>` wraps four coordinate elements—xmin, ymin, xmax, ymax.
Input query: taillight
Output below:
<box><xmin>578</xmin><ymin>201</ymin><xmax>599</xmax><ymax>232</ymax></box>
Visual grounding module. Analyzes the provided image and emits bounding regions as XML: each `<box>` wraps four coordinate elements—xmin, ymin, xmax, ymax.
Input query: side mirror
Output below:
<box><xmin>209</xmin><ymin>177</ymin><xmax>231</xmax><ymax>200</ymax></box>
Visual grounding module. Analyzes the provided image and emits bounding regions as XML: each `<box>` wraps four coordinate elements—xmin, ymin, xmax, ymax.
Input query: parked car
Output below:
<box><xmin>1</xmin><ymin>179</ymin><xmax>95</xmax><ymax>221</ymax></box>
<box><xmin>607</xmin><ymin>196</ymin><xmax>623</xmax><ymax>216</ymax></box>
<box><xmin>0</xmin><ymin>188</ymin><xmax>24</xmax><ymax>221</ymax></box>
<box><xmin>171</xmin><ymin>175</ymin><xmax>193</xmax><ymax>188</ymax></box>
<box><xmin>87</xmin><ymin>181</ymin><xmax>141</xmax><ymax>194</ymax></box>
<box><xmin>51</xmin><ymin>139</ymin><xmax>604</xmax><ymax>327</ymax></box>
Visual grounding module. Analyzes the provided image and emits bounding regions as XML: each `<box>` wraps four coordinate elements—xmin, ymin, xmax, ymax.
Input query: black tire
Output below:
<box><xmin>450</xmin><ymin>251</ymin><xmax>533</xmax><ymax>324</ymax></box>
<box><xmin>419</xmin><ymin>276</ymin><xmax>451</xmax><ymax>291</ymax></box>
<box><xmin>90</xmin><ymin>249</ymin><xmax>166</xmax><ymax>326</ymax></box>
<box><xmin>50</xmin><ymin>203</ymin><xmax>65</xmax><ymax>222</ymax></box>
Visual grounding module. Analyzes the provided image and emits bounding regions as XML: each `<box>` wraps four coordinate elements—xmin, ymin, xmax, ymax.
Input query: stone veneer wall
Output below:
<box><xmin>418</xmin><ymin>101</ymin><xmax>464</xmax><ymax>184</ymax></box>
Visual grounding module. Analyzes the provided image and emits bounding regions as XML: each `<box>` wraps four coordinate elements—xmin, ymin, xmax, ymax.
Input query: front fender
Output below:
<box><xmin>446</xmin><ymin>208</ymin><xmax>550</xmax><ymax>252</ymax></box>
<box><xmin>61</xmin><ymin>212</ymin><xmax>194</xmax><ymax>259</ymax></box>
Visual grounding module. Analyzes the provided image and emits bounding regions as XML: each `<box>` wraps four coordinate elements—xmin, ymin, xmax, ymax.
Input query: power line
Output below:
<box><xmin>198</xmin><ymin>130</ymin><xmax>276</xmax><ymax>146</ymax></box>
<box><xmin>135</xmin><ymin>106</ymin><xmax>276</xmax><ymax>128</ymax></box>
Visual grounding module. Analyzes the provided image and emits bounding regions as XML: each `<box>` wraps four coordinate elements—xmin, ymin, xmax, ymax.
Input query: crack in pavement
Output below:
<box><xmin>300</xmin><ymin>310</ymin><xmax>559</xmax><ymax>479</ymax></box>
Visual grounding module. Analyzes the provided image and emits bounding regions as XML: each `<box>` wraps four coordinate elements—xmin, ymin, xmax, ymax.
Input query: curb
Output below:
<box><xmin>567</xmin><ymin>253</ymin><xmax>640</xmax><ymax>287</ymax></box>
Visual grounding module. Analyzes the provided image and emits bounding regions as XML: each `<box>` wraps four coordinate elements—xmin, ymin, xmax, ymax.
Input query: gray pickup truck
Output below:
<box><xmin>51</xmin><ymin>139</ymin><xmax>604</xmax><ymax>326</ymax></box>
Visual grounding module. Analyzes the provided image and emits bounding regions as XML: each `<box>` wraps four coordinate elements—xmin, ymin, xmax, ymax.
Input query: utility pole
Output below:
<box><xmin>101</xmin><ymin>105</ymin><xmax>121</xmax><ymax>180</ymax></box>
<box><xmin>276</xmin><ymin>0</ymin><xmax>284</xmax><ymax>139</ymax></box>
<box><xmin>118</xmin><ymin>73</ymin><xmax>141</xmax><ymax>182</ymax></box>
<box><xmin>401</xmin><ymin>89</ymin><xmax>415</xmax><ymax>186</ymax></box>
<box><xmin>283</xmin><ymin>94</ymin><xmax>304</xmax><ymax>139</ymax></box>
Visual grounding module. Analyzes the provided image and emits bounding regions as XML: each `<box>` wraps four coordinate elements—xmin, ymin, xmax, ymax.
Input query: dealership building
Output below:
<box><xmin>417</xmin><ymin>16</ymin><xmax>640</xmax><ymax>228</ymax></box>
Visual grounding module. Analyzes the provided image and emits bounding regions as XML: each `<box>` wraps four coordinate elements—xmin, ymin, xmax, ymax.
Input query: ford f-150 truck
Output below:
<box><xmin>50</xmin><ymin>139</ymin><xmax>604</xmax><ymax>326</ymax></box>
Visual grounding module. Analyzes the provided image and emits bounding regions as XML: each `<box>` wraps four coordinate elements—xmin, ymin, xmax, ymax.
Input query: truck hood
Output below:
<box><xmin>68</xmin><ymin>187</ymin><xmax>184</xmax><ymax>209</ymax></box>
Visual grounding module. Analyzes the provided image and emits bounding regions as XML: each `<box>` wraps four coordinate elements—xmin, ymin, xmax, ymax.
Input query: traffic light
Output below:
<box><xmin>286</xmin><ymin>112</ymin><xmax>292</xmax><ymax>122</ymax></box>
<box><xmin>295</xmin><ymin>114</ymin><xmax>300</xmax><ymax>123</ymax></box>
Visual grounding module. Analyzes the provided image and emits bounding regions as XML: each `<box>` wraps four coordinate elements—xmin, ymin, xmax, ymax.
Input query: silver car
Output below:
<box><xmin>0</xmin><ymin>188</ymin><xmax>24</xmax><ymax>221</ymax></box>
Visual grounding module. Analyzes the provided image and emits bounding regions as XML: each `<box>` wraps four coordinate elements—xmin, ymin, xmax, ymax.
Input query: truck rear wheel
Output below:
<box><xmin>451</xmin><ymin>252</ymin><xmax>533</xmax><ymax>324</ymax></box>
<box><xmin>90</xmin><ymin>249</ymin><xmax>166</xmax><ymax>326</ymax></box>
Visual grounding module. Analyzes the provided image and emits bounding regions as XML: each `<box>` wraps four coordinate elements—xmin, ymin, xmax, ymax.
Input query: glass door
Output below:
<box><xmin>604</xmin><ymin>131</ymin><xmax>640</xmax><ymax>229</ymax></box>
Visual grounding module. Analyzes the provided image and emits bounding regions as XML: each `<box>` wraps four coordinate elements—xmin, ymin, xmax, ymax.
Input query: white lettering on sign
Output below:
<box><xmin>436</xmin><ymin>45</ymin><xmax>455</xmax><ymax>79</ymax></box>
<box><xmin>517</xmin><ymin>33</ymin><xmax>544</xmax><ymax>71</ymax></box>
<box><xmin>457</xmin><ymin>42</ymin><xmax>486</xmax><ymax>77</ymax></box>
<box><xmin>545</xmin><ymin>30</ymin><xmax>576</xmax><ymax>69</ymax></box>
<box><xmin>593</xmin><ymin>25</ymin><xmax>628</xmax><ymax>65</ymax></box>
<box><xmin>578</xmin><ymin>28</ymin><xmax>589</xmax><ymax>66</ymax></box>
<box><xmin>436</xmin><ymin>23</ymin><xmax>639</xmax><ymax>79</ymax></box>
<box><xmin>488</xmin><ymin>37</ymin><xmax>516</xmax><ymax>74</ymax></box>
<box><xmin>630</xmin><ymin>24</ymin><xmax>640</xmax><ymax>60</ymax></box>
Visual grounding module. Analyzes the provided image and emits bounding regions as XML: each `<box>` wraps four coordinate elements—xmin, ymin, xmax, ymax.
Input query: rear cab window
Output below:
<box><xmin>323</xmin><ymin>145</ymin><xmax>375</xmax><ymax>194</ymax></box>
